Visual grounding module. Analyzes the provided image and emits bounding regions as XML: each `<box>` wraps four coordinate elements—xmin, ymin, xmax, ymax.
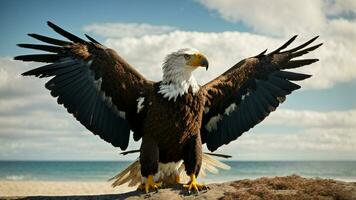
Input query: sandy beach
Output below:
<box><xmin>0</xmin><ymin>181</ymin><xmax>133</xmax><ymax>197</ymax></box>
<box><xmin>1</xmin><ymin>175</ymin><xmax>356</xmax><ymax>200</ymax></box>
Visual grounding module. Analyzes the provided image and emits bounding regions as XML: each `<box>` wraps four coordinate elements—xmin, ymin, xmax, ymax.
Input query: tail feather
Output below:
<box><xmin>201</xmin><ymin>160</ymin><xmax>219</xmax><ymax>175</ymax></box>
<box><xmin>202</xmin><ymin>153</ymin><xmax>231</xmax><ymax>170</ymax></box>
<box><xmin>110</xmin><ymin>159</ymin><xmax>141</xmax><ymax>187</ymax></box>
<box><xmin>109</xmin><ymin>153</ymin><xmax>231</xmax><ymax>188</ymax></box>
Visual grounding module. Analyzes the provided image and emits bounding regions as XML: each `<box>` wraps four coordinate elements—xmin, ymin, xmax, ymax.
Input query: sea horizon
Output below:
<box><xmin>1</xmin><ymin>160</ymin><xmax>355</xmax><ymax>183</ymax></box>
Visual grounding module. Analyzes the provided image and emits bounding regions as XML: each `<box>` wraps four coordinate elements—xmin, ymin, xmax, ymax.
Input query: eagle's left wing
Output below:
<box><xmin>201</xmin><ymin>36</ymin><xmax>322</xmax><ymax>152</ymax></box>
<box><xmin>15</xmin><ymin>22</ymin><xmax>154</xmax><ymax>150</ymax></box>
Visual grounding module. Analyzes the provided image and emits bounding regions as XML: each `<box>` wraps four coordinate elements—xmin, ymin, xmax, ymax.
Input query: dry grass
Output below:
<box><xmin>221</xmin><ymin>175</ymin><xmax>356</xmax><ymax>200</ymax></box>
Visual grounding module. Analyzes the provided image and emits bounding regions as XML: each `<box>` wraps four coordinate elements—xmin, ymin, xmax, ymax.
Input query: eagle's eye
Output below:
<box><xmin>183</xmin><ymin>54</ymin><xmax>191</xmax><ymax>60</ymax></box>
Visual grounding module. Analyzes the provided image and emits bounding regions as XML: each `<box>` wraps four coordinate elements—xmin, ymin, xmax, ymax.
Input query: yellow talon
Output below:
<box><xmin>183</xmin><ymin>174</ymin><xmax>208</xmax><ymax>193</ymax></box>
<box><xmin>144</xmin><ymin>175</ymin><xmax>162</xmax><ymax>193</ymax></box>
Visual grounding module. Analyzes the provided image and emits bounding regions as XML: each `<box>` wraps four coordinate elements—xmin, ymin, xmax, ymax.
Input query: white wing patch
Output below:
<box><xmin>204</xmin><ymin>107</ymin><xmax>210</xmax><ymax>114</ymax></box>
<box><xmin>136</xmin><ymin>97</ymin><xmax>145</xmax><ymax>114</ymax></box>
<box><xmin>224</xmin><ymin>103</ymin><xmax>237</xmax><ymax>116</ymax></box>
<box><xmin>205</xmin><ymin>114</ymin><xmax>222</xmax><ymax>132</ymax></box>
<box><xmin>118</xmin><ymin>111</ymin><xmax>126</xmax><ymax>119</ymax></box>
<box><xmin>92</xmin><ymin>72</ymin><xmax>126</xmax><ymax>120</ymax></box>
<box><xmin>205</xmin><ymin>103</ymin><xmax>237</xmax><ymax>132</ymax></box>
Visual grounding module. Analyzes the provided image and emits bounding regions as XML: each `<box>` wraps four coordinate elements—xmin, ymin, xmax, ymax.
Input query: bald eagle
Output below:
<box><xmin>15</xmin><ymin>22</ymin><xmax>322</xmax><ymax>193</ymax></box>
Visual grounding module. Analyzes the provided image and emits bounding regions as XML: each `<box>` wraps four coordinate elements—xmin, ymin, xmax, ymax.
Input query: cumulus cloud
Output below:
<box><xmin>325</xmin><ymin>0</ymin><xmax>356</xmax><ymax>17</ymax></box>
<box><xmin>264</xmin><ymin>109</ymin><xmax>356</xmax><ymax>128</ymax></box>
<box><xmin>217</xmin><ymin>126</ymin><xmax>356</xmax><ymax>160</ymax></box>
<box><xmin>83</xmin><ymin>22</ymin><xmax>177</xmax><ymax>38</ymax></box>
<box><xmin>196</xmin><ymin>0</ymin><xmax>326</xmax><ymax>36</ymax></box>
<box><xmin>196</xmin><ymin>0</ymin><xmax>356</xmax><ymax>36</ymax></box>
<box><xmin>0</xmin><ymin>131</ymin><xmax>136</xmax><ymax>160</ymax></box>
<box><xmin>0</xmin><ymin>57</ymin><xmax>45</xmax><ymax>99</ymax></box>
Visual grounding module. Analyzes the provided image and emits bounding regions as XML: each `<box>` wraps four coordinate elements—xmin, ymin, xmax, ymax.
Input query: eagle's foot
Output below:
<box><xmin>143</xmin><ymin>175</ymin><xmax>162</xmax><ymax>193</ymax></box>
<box><xmin>183</xmin><ymin>174</ymin><xmax>208</xmax><ymax>193</ymax></box>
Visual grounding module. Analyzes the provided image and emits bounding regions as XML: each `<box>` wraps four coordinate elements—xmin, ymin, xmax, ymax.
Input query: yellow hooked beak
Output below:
<box><xmin>187</xmin><ymin>53</ymin><xmax>209</xmax><ymax>70</ymax></box>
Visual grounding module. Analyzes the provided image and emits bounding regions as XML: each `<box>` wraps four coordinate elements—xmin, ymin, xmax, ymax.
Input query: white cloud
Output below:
<box><xmin>325</xmin><ymin>0</ymin><xmax>356</xmax><ymax>16</ymax></box>
<box><xmin>197</xmin><ymin>0</ymin><xmax>326</xmax><ymax>36</ymax></box>
<box><xmin>83</xmin><ymin>22</ymin><xmax>177</xmax><ymax>38</ymax></box>
<box><xmin>264</xmin><ymin>109</ymin><xmax>356</xmax><ymax>128</ymax></box>
<box><xmin>216</xmin><ymin>126</ymin><xmax>356</xmax><ymax>160</ymax></box>
<box><xmin>0</xmin><ymin>57</ymin><xmax>47</xmax><ymax>99</ymax></box>
<box><xmin>196</xmin><ymin>0</ymin><xmax>356</xmax><ymax>36</ymax></box>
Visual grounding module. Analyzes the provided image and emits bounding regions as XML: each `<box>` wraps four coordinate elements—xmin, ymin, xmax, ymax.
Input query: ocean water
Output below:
<box><xmin>0</xmin><ymin>161</ymin><xmax>355</xmax><ymax>182</ymax></box>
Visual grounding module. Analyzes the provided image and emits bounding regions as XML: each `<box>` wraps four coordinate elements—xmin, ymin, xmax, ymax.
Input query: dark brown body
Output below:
<box><xmin>139</xmin><ymin>83</ymin><xmax>206</xmax><ymax>177</ymax></box>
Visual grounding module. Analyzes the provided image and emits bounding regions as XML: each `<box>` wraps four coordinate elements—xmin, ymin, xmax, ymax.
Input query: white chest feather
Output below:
<box><xmin>158</xmin><ymin>77</ymin><xmax>200</xmax><ymax>101</ymax></box>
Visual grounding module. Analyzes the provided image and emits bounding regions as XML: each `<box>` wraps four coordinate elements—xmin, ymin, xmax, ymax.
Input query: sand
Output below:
<box><xmin>0</xmin><ymin>181</ymin><xmax>132</xmax><ymax>197</ymax></box>
<box><xmin>1</xmin><ymin>175</ymin><xmax>356</xmax><ymax>200</ymax></box>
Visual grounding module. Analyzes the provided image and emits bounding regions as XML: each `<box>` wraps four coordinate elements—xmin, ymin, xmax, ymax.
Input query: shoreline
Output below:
<box><xmin>0</xmin><ymin>175</ymin><xmax>355</xmax><ymax>199</ymax></box>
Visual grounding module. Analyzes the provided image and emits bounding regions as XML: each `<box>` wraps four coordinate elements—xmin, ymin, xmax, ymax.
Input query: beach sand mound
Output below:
<box><xmin>223</xmin><ymin>175</ymin><xmax>356</xmax><ymax>200</ymax></box>
<box><xmin>2</xmin><ymin>175</ymin><xmax>356</xmax><ymax>200</ymax></box>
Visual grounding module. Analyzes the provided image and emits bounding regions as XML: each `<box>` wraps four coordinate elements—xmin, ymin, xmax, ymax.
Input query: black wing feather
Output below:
<box><xmin>14</xmin><ymin>54</ymin><xmax>62</xmax><ymax>63</ymax></box>
<box><xmin>47</xmin><ymin>21</ymin><xmax>87</xmax><ymax>44</ymax></box>
<box><xmin>28</xmin><ymin>33</ymin><xmax>70</xmax><ymax>46</ymax></box>
<box><xmin>269</xmin><ymin>35</ymin><xmax>297</xmax><ymax>55</ymax></box>
<box><xmin>17</xmin><ymin>44</ymin><xmax>63</xmax><ymax>53</ymax></box>
<box><xmin>283</xmin><ymin>59</ymin><xmax>319</xmax><ymax>70</ymax></box>
<box><xmin>274</xmin><ymin>71</ymin><xmax>311</xmax><ymax>81</ymax></box>
<box><xmin>85</xmin><ymin>34</ymin><xmax>102</xmax><ymax>45</ymax></box>
<box><xmin>285</xmin><ymin>36</ymin><xmax>319</xmax><ymax>53</ymax></box>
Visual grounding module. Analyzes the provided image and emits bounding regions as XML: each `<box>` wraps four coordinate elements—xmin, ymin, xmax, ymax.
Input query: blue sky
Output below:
<box><xmin>0</xmin><ymin>0</ymin><xmax>355</xmax><ymax>161</ymax></box>
<box><xmin>0</xmin><ymin>0</ymin><xmax>249</xmax><ymax>56</ymax></box>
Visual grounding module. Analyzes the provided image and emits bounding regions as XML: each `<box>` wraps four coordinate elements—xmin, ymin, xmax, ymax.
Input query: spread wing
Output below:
<box><xmin>201</xmin><ymin>36</ymin><xmax>322</xmax><ymax>151</ymax></box>
<box><xmin>15</xmin><ymin>21</ymin><xmax>153</xmax><ymax>150</ymax></box>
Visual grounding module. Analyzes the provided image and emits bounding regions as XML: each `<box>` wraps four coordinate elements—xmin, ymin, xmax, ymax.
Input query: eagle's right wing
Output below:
<box><xmin>201</xmin><ymin>36</ymin><xmax>322</xmax><ymax>152</ymax></box>
<box><xmin>15</xmin><ymin>21</ymin><xmax>154</xmax><ymax>150</ymax></box>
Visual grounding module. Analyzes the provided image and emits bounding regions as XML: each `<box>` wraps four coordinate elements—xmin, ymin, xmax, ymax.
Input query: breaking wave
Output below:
<box><xmin>5</xmin><ymin>175</ymin><xmax>26</xmax><ymax>181</ymax></box>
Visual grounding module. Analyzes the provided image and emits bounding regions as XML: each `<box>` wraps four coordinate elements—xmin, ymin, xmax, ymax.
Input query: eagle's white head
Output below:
<box><xmin>159</xmin><ymin>48</ymin><xmax>209</xmax><ymax>101</ymax></box>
